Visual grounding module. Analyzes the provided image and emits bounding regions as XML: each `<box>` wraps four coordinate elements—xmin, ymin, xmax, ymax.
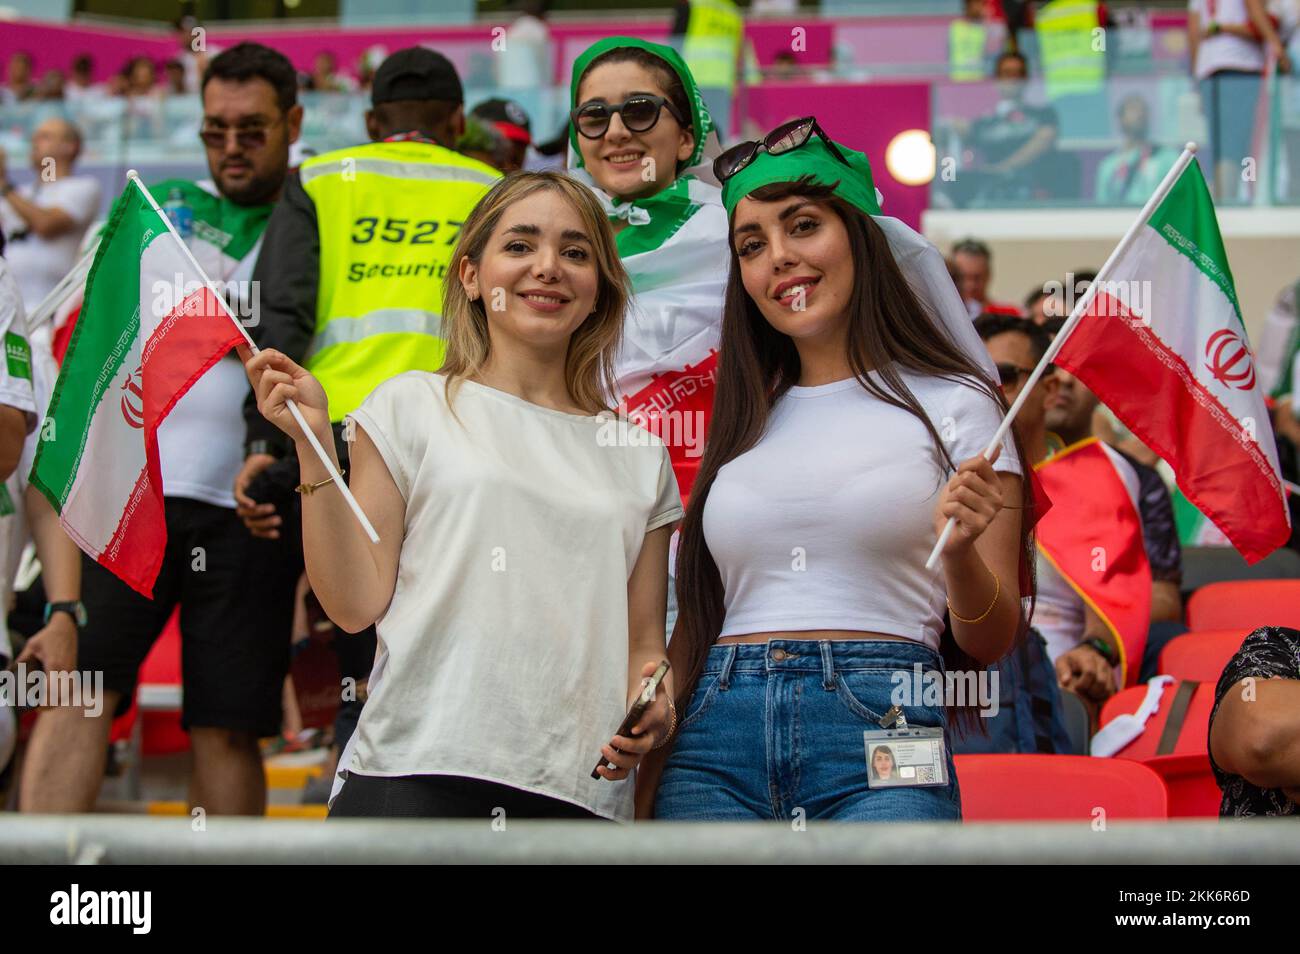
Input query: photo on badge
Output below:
<box><xmin>864</xmin><ymin>728</ymin><xmax>949</xmax><ymax>789</ymax></box>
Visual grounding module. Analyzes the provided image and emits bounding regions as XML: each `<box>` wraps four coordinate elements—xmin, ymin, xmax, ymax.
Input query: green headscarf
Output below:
<box><xmin>568</xmin><ymin>36</ymin><xmax>715</xmax><ymax>172</ymax></box>
<box><xmin>720</xmin><ymin>134</ymin><xmax>883</xmax><ymax>219</ymax></box>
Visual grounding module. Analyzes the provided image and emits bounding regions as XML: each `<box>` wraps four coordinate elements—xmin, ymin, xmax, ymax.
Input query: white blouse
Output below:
<box><xmin>703</xmin><ymin>367</ymin><xmax>1021</xmax><ymax>650</ymax></box>
<box><xmin>344</xmin><ymin>372</ymin><xmax>682</xmax><ymax>821</ymax></box>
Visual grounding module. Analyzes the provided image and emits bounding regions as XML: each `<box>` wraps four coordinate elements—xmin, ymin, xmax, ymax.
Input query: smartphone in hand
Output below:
<box><xmin>591</xmin><ymin>660</ymin><xmax>670</xmax><ymax>780</ymax></box>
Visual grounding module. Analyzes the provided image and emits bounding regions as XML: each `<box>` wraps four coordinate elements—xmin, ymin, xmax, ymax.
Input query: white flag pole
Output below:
<box><xmin>125</xmin><ymin>171</ymin><xmax>380</xmax><ymax>544</ymax></box>
<box><xmin>925</xmin><ymin>143</ymin><xmax>1200</xmax><ymax>571</ymax></box>
<box><xmin>24</xmin><ymin>243</ymin><xmax>97</xmax><ymax>334</ymax></box>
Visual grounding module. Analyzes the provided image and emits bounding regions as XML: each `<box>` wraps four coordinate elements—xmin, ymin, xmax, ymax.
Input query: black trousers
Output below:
<box><xmin>328</xmin><ymin>773</ymin><xmax>605</xmax><ymax>820</ymax></box>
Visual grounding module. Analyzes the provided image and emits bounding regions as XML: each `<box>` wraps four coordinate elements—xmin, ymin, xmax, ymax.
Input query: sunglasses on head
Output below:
<box><xmin>570</xmin><ymin>95</ymin><xmax>686</xmax><ymax>140</ymax></box>
<box><xmin>713</xmin><ymin>116</ymin><xmax>852</xmax><ymax>183</ymax></box>
<box><xmin>198</xmin><ymin>121</ymin><xmax>276</xmax><ymax>150</ymax></box>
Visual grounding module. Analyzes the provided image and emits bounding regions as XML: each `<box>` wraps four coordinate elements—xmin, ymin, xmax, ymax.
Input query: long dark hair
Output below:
<box><xmin>671</xmin><ymin>178</ymin><xmax>1037</xmax><ymax>735</ymax></box>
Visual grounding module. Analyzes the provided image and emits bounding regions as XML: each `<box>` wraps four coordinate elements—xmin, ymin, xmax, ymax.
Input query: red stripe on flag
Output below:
<box><xmin>114</xmin><ymin>285</ymin><xmax>245</xmax><ymax>597</ymax></box>
<box><xmin>622</xmin><ymin>349</ymin><xmax>718</xmax><ymax>508</ymax></box>
<box><xmin>142</xmin><ymin>287</ymin><xmax>245</xmax><ymax>431</ymax></box>
<box><xmin>99</xmin><ymin>464</ymin><xmax>167</xmax><ymax>598</ymax></box>
<box><xmin>1054</xmin><ymin>292</ymin><xmax>1289</xmax><ymax>564</ymax></box>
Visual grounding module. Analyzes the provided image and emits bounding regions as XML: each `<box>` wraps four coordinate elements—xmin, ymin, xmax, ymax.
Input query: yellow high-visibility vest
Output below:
<box><xmin>683</xmin><ymin>0</ymin><xmax>743</xmax><ymax>91</ymax></box>
<box><xmin>300</xmin><ymin>139</ymin><xmax>499</xmax><ymax>420</ymax></box>
<box><xmin>950</xmin><ymin>19</ymin><xmax>988</xmax><ymax>82</ymax></box>
<box><xmin>1035</xmin><ymin>0</ymin><xmax>1105</xmax><ymax>99</ymax></box>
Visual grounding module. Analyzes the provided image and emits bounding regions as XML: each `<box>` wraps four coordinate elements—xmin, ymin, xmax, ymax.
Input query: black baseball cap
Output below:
<box><xmin>470</xmin><ymin>97</ymin><xmax>532</xmax><ymax>145</ymax></box>
<box><xmin>371</xmin><ymin>47</ymin><xmax>463</xmax><ymax>105</ymax></box>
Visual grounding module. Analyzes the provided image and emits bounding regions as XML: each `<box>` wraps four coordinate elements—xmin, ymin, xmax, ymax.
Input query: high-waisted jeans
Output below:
<box><xmin>655</xmin><ymin>639</ymin><xmax>962</xmax><ymax>821</ymax></box>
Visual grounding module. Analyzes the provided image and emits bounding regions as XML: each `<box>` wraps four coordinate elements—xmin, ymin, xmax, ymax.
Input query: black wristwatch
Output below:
<box><xmin>0</xmin><ymin>181</ymin><xmax>13</xmax><ymax>198</ymax></box>
<box><xmin>244</xmin><ymin>439</ymin><xmax>284</xmax><ymax>459</ymax></box>
<box><xmin>44</xmin><ymin>600</ymin><xmax>87</xmax><ymax>630</ymax></box>
<box><xmin>1083</xmin><ymin>637</ymin><xmax>1116</xmax><ymax>665</ymax></box>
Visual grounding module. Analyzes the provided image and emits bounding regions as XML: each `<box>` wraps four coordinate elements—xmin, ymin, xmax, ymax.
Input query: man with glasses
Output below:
<box><xmin>21</xmin><ymin>42</ymin><xmax>304</xmax><ymax>816</ymax></box>
<box><xmin>976</xmin><ymin>314</ymin><xmax>1147</xmax><ymax>715</ymax></box>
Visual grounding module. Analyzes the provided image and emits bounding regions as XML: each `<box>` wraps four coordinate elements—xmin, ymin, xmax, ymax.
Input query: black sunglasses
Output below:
<box><xmin>199</xmin><ymin>121</ymin><xmax>276</xmax><ymax>150</ymax></box>
<box><xmin>713</xmin><ymin>116</ymin><xmax>851</xmax><ymax>183</ymax></box>
<box><xmin>996</xmin><ymin>362</ymin><xmax>1053</xmax><ymax>387</ymax></box>
<box><xmin>570</xmin><ymin>95</ymin><xmax>686</xmax><ymax>139</ymax></box>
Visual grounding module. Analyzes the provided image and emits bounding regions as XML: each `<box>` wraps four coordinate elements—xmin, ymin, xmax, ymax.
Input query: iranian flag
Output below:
<box><xmin>31</xmin><ymin>179</ymin><xmax>244</xmax><ymax>597</ymax></box>
<box><xmin>1052</xmin><ymin>156</ymin><xmax>1291</xmax><ymax>564</ymax></box>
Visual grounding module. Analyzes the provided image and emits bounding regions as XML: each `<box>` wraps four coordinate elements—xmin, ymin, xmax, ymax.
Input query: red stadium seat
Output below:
<box><xmin>1157</xmin><ymin>630</ymin><xmax>1247</xmax><ymax>684</ymax></box>
<box><xmin>1142</xmin><ymin>753</ymin><xmax>1222</xmax><ymax>817</ymax></box>
<box><xmin>1097</xmin><ymin>681</ymin><xmax>1219</xmax><ymax>817</ymax></box>
<box><xmin>1185</xmin><ymin>580</ymin><xmax>1300</xmax><ymax>632</ymax></box>
<box><xmin>1098</xmin><ymin>682</ymin><xmax>1215</xmax><ymax>760</ymax></box>
<box><xmin>954</xmin><ymin>754</ymin><xmax>1167</xmax><ymax>821</ymax></box>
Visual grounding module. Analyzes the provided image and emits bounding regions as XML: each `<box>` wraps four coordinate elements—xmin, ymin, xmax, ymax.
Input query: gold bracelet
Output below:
<box><xmin>947</xmin><ymin>564</ymin><xmax>1001</xmax><ymax>624</ymax></box>
<box><xmin>652</xmin><ymin>697</ymin><xmax>678</xmax><ymax>750</ymax></box>
<box><xmin>295</xmin><ymin>471</ymin><xmax>345</xmax><ymax>495</ymax></box>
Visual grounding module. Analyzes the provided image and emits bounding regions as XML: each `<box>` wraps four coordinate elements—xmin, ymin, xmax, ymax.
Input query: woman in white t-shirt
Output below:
<box><xmin>242</xmin><ymin>172</ymin><xmax>683</xmax><ymax>821</ymax></box>
<box><xmin>645</xmin><ymin>121</ymin><xmax>1036</xmax><ymax>821</ymax></box>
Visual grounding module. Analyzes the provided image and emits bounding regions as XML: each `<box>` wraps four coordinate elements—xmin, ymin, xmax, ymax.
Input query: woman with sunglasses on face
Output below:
<box><xmin>242</xmin><ymin>173</ymin><xmax>683</xmax><ymax>821</ymax></box>
<box><xmin>568</xmin><ymin>38</ymin><xmax>729</xmax><ymax>512</ymax></box>
<box><xmin>647</xmin><ymin>119</ymin><xmax>1037</xmax><ymax>822</ymax></box>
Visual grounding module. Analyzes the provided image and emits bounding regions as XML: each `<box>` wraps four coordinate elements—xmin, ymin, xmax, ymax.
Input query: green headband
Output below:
<box><xmin>569</xmin><ymin>36</ymin><xmax>715</xmax><ymax>172</ymax></box>
<box><xmin>721</xmin><ymin>135</ymin><xmax>883</xmax><ymax>218</ymax></box>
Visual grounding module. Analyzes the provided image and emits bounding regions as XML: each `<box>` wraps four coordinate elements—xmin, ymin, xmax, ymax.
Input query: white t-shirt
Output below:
<box><xmin>1190</xmin><ymin>0</ymin><xmax>1267</xmax><ymax>79</ymax></box>
<box><xmin>1031</xmin><ymin>442</ymin><xmax>1142</xmax><ymax>664</ymax></box>
<box><xmin>343</xmin><ymin>372</ymin><xmax>683</xmax><ymax>821</ymax></box>
<box><xmin>0</xmin><ymin>263</ymin><xmax>42</xmax><ymax>661</ymax></box>
<box><xmin>0</xmin><ymin>175</ymin><xmax>102</xmax><ymax>314</ymax></box>
<box><xmin>703</xmin><ymin>368</ymin><xmax>1022</xmax><ymax>651</ymax></box>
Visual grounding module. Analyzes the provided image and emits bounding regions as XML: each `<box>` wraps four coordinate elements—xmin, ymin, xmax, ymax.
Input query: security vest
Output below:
<box><xmin>1035</xmin><ymin>0</ymin><xmax>1105</xmax><ymax>99</ymax></box>
<box><xmin>949</xmin><ymin>19</ymin><xmax>987</xmax><ymax>82</ymax></box>
<box><xmin>683</xmin><ymin>0</ymin><xmax>743</xmax><ymax>91</ymax></box>
<box><xmin>300</xmin><ymin>139</ymin><xmax>499</xmax><ymax>421</ymax></box>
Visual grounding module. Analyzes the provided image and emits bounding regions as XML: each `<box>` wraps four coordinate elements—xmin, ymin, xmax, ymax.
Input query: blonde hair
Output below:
<box><xmin>440</xmin><ymin>171</ymin><xmax>629</xmax><ymax>414</ymax></box>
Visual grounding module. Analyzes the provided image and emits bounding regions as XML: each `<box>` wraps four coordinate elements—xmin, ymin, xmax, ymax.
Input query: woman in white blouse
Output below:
<box><xmin>242</xmin><ymin>172</ymin><xmax>683</xmax><ymax>821</ymax></box>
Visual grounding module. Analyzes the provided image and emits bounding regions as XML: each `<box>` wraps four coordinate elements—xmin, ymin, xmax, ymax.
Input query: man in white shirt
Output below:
<box><xmin>0</xmin><ymin>253</ymin><xmax>85</xmax><ymax>773</ymax></box>
<box><xmin>20</xmin><ymin>43</ymin><xmax>304</xmax><ymax>817</ymax></box>
<box><xmin>0</xmin><ymin>257</ymin><xmax>37</xmax><ymax>497</ymax></box>
<box><xmin>0</xmin><ymin>255</ymin><xmax>41</xmax><ymax>771</ymax></box>
<box><xmin>0</xmin><ymin>118</ymin><xmax>102</xmax><ymax>314</ymax></box>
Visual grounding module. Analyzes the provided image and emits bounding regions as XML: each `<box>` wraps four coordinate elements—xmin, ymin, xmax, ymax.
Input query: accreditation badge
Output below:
<box><xmin>864</xmin><ymin>705</ymin><xmax>949</xmax><ymax>789</ymax></box>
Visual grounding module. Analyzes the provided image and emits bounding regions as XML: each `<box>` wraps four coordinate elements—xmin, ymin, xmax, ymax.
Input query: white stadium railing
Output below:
<box><xmin>2</xmin><ymin>816</ymin><xmax>1299</xmax><ymax>864</ymax></box>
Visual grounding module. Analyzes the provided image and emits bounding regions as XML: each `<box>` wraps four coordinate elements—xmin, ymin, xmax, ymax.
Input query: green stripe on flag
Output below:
<box><xmin>31</xmin><ymin>185</ymin><xmax>151</xmax><ymax>510</ymax></box>
<box><xmin>1147</xmin><ymin>162</ymin><xmax>1245</xmax><ymax>330</ymax></box>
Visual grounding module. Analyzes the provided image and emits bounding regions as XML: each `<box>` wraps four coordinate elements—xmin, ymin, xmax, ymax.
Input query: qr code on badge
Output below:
<box><xmin>916</xmin><ymin>765</ymin><xmax>936</xmax><ymax>784</ymax></box>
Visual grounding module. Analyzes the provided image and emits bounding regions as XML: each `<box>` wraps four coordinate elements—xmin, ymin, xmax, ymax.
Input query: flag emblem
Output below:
<box><xmin>1204</xmin><ymin>328</ymin><xmax>1255</xmax><ymax>390</ymax></box>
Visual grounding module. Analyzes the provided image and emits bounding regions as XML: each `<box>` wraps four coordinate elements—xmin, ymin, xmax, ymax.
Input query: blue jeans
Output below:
<box><xmin>655</xmin><ymin>640</ymin><xmax>962</xmax><ymax>821</ymax></box>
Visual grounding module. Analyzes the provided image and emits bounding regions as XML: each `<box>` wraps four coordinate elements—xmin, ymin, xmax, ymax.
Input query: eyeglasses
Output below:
<box><xmin>996</xmin><ymin>362</ymin><xmax>1052</xmax><ymax>387</ymax></box>
<box><xmin>198</xmin><ymin>120</ymin><xmax>278</xmax><ymax>150</ymax></box>
<box><xmin>570</xmin><ymin>95</ymin><xmax>685</xmax><ymax>140</ymax></box>
<box><xmin>713</xmin><ymin>116</ymin><xmax>851</xmax><ymax>183</ymax></box>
